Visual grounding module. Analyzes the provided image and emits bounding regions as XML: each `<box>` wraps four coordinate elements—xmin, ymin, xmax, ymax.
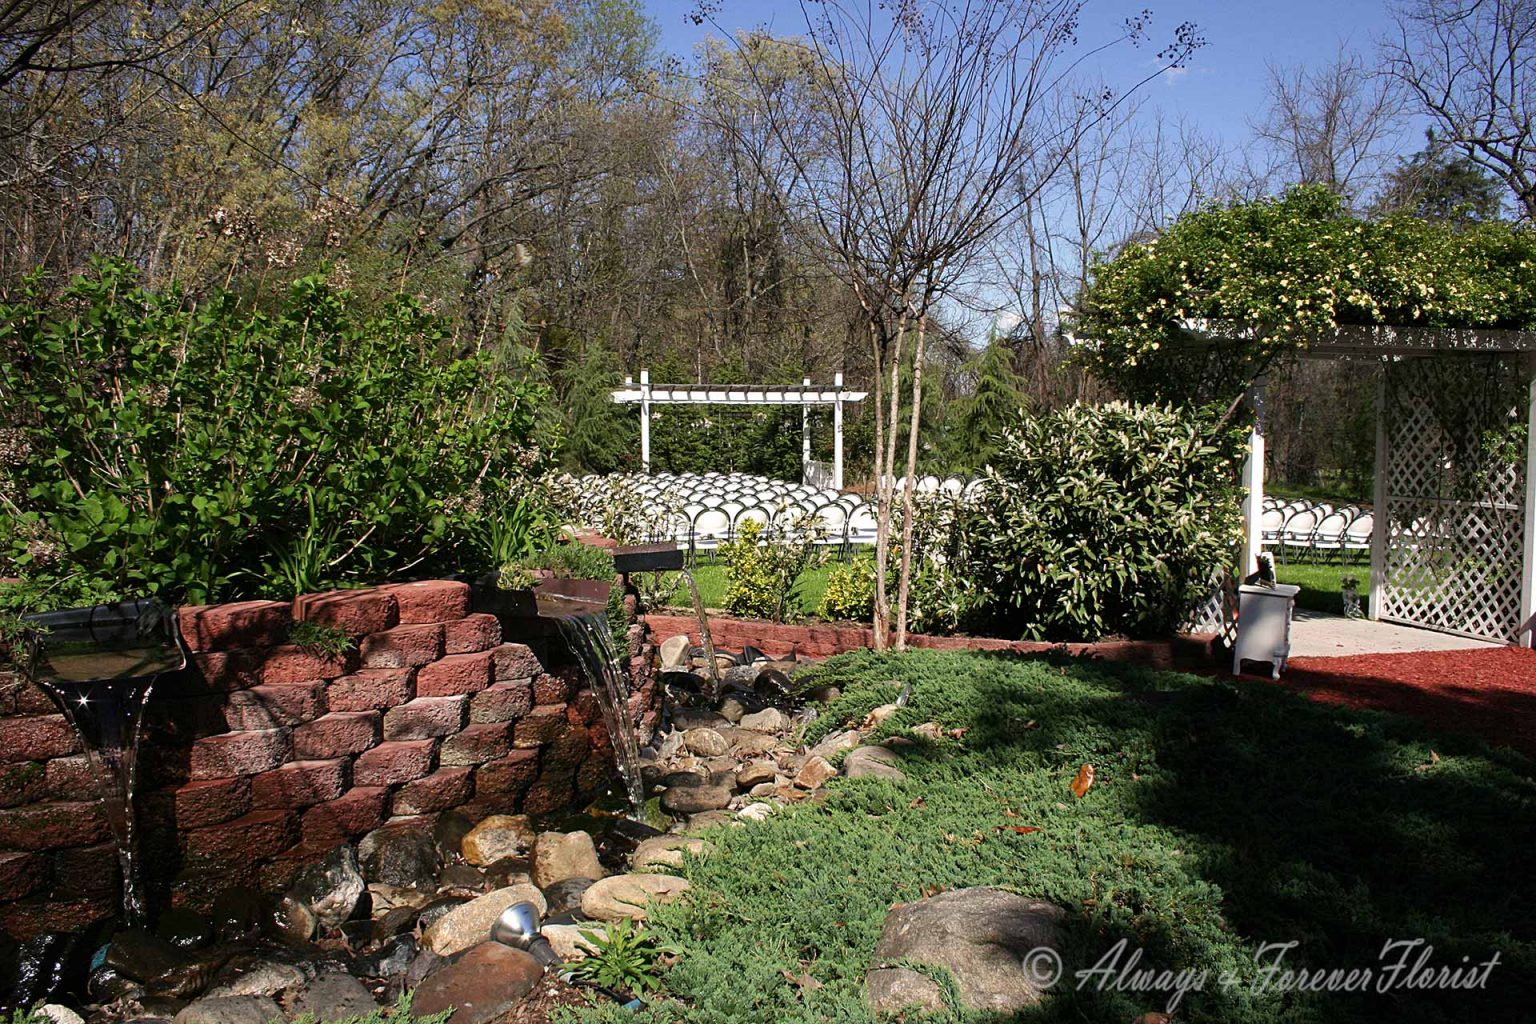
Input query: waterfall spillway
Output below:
<box><xmin>555</xmin><ymin>611</ymin><xmax>646</xmax><ymax>814</ymax></box>
<box><xmin>20</xmin><ymin>599</ymin><xmax>185</xmax><ymax>924</ymax></box>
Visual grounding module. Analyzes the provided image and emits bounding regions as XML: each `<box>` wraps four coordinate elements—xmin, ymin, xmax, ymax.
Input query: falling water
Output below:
<box><xmin>678</xmin><ymin>567</ymin><xmax>722</xmax><ymax>699</ymax></box>
<box><xmin>21</xmin><ymin>600</ymin><xmax>184</xmax><ymax>924</ymax></box>
<box><xmin>554</xmin><ymin>612</ymin><xmax>646</xmax><ymax>814</ymax></box>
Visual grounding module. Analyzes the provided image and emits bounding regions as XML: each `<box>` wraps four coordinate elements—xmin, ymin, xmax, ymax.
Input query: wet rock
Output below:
<box><xmin>740</xmin><ymin>644</ymin><xmax>768</xmax><ymax>665</ymax></box>
<box><xmin>155</xmin><ymin>909</ymin><xmax>213</xmax><ymax>952</ymax></box>
<box><xmin>579</xmin><ymin>874</ymin><xmax>691</xmax><ymax>922</ymax></box>
<box><xmin>735</xmin><ymin>760</ymin><xmax>778</xmax><ymax>788</ymax></box>
<box><xmin>737</xmin><ymin>802</ymin><xmax>774</xmax><ymax>822</ymax></box>
<box><xmin>808</xmin><ymin>729</ymin><xmax>860</xmax><ymax>761</ymax></box>
<box><xmin>540</xmin><ymin>877</ymin><xmax>597</xmax><ymax>917</ymax></box>
<box><xmin>752</xmin><ymin>668</ymin><xmax>793</xmax><ymax>701</ymax></box>
<box><xmin>659</xmin><ymin>635</ymin><xmax>691</xmax><ymax>671</ymax></box>
<box><xmin>284</xmin><ymin>971</ymin><xmax>379</xmax><ymax>1020</ymax></box>
<box><xmin>360</xmin><ymin>825</ymin><xmax>439</xmax><ymax>890</ymax></box>
<box><xmin>738</xmin><ymin>707</ymin><xmax>790</xmax><ymax>734</ymax></box>
<box><xmin>202</xmin><ymin>958</ymin><xmax>306</xmax><ymax>999</ymax></box>
<box><xmin>267</xmin><ymin>902</ymin><xmax>314</xmax><ymax>951</ymax></box>
<box><xmin>794</xmin><ymin>755</ymin><xmax>837</xmax><ymax>790</ymax></box>
<box><xmin>462</xmin><ymin>815</ymin><xmax>536</xmax><ymax>867</ymax></box>
<box><xmin>147</xmin><ymin>948</ymin><xmax>236</xmax><ymax>1000</ymax></box>
<box><xmin>530</xmin><ymin>831</ymin><xmax>605</xmax><ymax>888</ymax></box>
<box><xmin>353</xmin><ymin>934</ymin><xmax>417</xmax><ymax>980</ymax></box>
<box><xmin>106</xmin><ymin>929</ymin><xmax>187</xmax><ymax>983</ymax></box>
<box><xmin>288</xmin><ymin>845</ymin><xmax>366</xmax><ymax>931</ymax></box>
<box><xmin>88</xmin><ymin>965</ymin><xmax>144</xmax><ymax>1003</ymax></box>
<box><xmin>843</xmin><ymin>746</ymin><xmax>907</xmax><ymax>781</ymax></box>
<box><xmin>421</xmin><ymin>884</ymin><xmax>547</xmax><ymax>957</ymax></box>
<box><xmin>433</xmin><ymin>810</ymin><xmax>475</xmax><ymax>862</ymax></box>
<box><xmin>373</xmin><ymin>905</ymin><xmax>419</xmax><ymax>939</ymax></box>
<box><xmin>172</xmin><ymin>995</ymin><xmax>283</xmax><ymax>1024</ymax></box>
<box><xmin>631</xmin><ymin>836</ymin><xmax>706</xmax><ymax>871</ymax></box>
<box><xmin>865</xmin><ymin>887</ymin><xmax>1067</xmax><ymax>1014</ymax></box>
<box><xmin>209</xmin><ymin>890</ymin><xmax>261</xmax><ymax>943</ymax></box>
<box><xmin>682</xmin><ymin>728</ymin><xmax>729</xmax><ymax>757</ymax></box>
<box><xmin>438</xmin><ymin>863</ymin><xmax>490</xmax><ymax>892</ymax></box>
<box><xmin>660</xmin><ymin>780</ymin><xmax>733</xmax><ymax>815</ymax></box>
<box><xmin>10</xmin><ymin>932</ymin><xmax>78</xmax><ymax>1010</ymax></box>
<box><xmin>409</xmin><ymin>942</ymin><xmax>542</xmax><ymax>1024</ymax></box>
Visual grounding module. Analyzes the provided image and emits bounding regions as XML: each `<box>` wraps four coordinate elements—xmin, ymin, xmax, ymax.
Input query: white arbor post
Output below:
<box><xmin>1369</xmin><ymin>369</ymin><xmax>1389</xmax><ymax>621</ymax></box>
<box><xmin>802</xmin><ymin>376</ymin><xmax>812</xmax><ymax>484</ymax></box>
<box><xmin>1240</xmin><ymin>376</ymin><xmax>1268</xmax><ymax>577</ymax></box>
<box><xmin>833</xmin><ymin>372</ymin><xmax>845</xmax><ymax>490</ymax></box>
<box><xmin>1521</xmin><ymin>353</ymin><xmax>1536</xmax><ymax>647</ymax></box>
<box><xmin>639</xmin><ymin>369</ymin><xmax>652</xmax><ymax>475</ymax></box>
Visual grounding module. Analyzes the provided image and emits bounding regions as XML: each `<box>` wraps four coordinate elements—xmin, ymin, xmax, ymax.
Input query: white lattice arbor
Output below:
<box><xmin>610</xmin><ymin>370</ymin><xmax>867</xmax><ymax>489</ymax></box>
<box><xmin>1260</xmin><ymin>326</ymin><xmax>1536</xmax><ymax>645</ymax></box>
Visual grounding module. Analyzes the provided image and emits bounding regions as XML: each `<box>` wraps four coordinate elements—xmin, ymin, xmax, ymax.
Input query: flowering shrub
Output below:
<box><xmin>719</xmin><ymin>515</ymin><xmax>824</xmax><ymax>622</ymax></box>
<box><xmin>946</xmin><ymin>402</ymin><xmax>1243</xmax><ymax>641</ymax></box>
<box><xmin>0</xmin><ymin>259</ymin><xmax>550</xmax><ymax>611</ymax></box>
<box><xmin>818</xmin><ymin>559</ymin><xmax>875</xmax><ymax>621</ymax></box>
<box><xmin>1074</xmin><ymin>185</ymin><xmax>1536</xmax><ymax>405</ymax></box>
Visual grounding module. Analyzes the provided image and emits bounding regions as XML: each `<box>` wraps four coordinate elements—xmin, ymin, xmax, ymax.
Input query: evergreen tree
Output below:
<box><xmin>943</xmin><ymin>334</ymin><xmax>1028</xmax><ymax>473</ymax></box>
<box><xmin>1376</xmin><ymin>136</ymin><xmax>1505</xmax><ymax>223</ymax></box>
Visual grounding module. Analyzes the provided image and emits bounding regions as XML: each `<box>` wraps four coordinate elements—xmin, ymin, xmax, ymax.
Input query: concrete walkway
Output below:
<box><xmin>1288</xmin><ymin>609</ymin><xmax>1504</xmax><ymax>659</ymax></box>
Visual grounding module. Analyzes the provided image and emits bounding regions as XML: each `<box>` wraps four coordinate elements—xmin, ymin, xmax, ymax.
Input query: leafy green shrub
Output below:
<box><xmin>288</xmin><ymin>619</ymin><xmax>354</xmax><ymax>659</ymax></box>
<box><xmin>817</xmin><ymin>560</ymin><xmax>875</xmax><ymax>621</ymax></box>
<box><xmin>0</xmin><ymin>259</ymin><xmax>550</xmax><ymax>613</ymax></box>
<box><xmin>951</xmin><ymin>401</ymin><xmax>1242</xmax><ymax>641</ymax></box>
<box><xmin>719</xmin><ymin>517</ymin><xmax>824</xmax><ymax>622</ymax></box>
<box><xmin>560</xmin><ymin>918</ymin><xmax>681</xmax><ymax>998</ymax></box>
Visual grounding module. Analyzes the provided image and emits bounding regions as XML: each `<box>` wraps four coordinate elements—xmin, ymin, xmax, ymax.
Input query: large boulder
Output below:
<box><xmin>580</xmin><ymin>873</ymin><xmax>691</xmax><ymax>921</ymax></box>
<box><xmin>866</xmin><ymin>887</ymin><xmax>1066</xmax><ymax>1014</ymax></box>
<box><xmin>172</xmin><ymin>996</ymin><xmax>283</xmax><ymax>1024</ymax></box>
<box><xmin>283</xmin><ymin>972</ymin><xmax>379</xmax><ymax>1019</ymax></box>
<box><xmin>659</xmin><ymin>635</ymin><xmax>692</xmax><ymax>671</ymax></box>
<box><xmin>682</xmin><ymin>728</ymin><xmax>729</xmax><ymax>757</ymax></box>
<box><xmin>631</xmin><ymin>835</ymin><xmax>707</xmax><ymax>871</ymax></box>
<box><xmin>421</xmin><ymin>884</ymin><xmax>547</xmax><ymax>957</ymax></box>
<box><xmin>530</xmin><ymin>830</ymin><xmax>605</xmax><ymax>888</ymax></box>
<box><xmin>660</xmin><ymin>780</ymin><xmax>733</xmax><ymax>815</ymax></box>
<box><xmin>409</xmin><ymin>942</ymin><xmax>543</xmax><ymax>1024</ymax></box>
<box><xmin>462</xmin><ymin>815</ymin><xmax>537</xmax><ymax>867</ymax></box>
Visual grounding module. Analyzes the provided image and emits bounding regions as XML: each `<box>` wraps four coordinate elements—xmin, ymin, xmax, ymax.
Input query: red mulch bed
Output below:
<box><xmin>1239</xmin><ymin>645</ymin><xmax>1536</xmax><ymax>758</ymax></box>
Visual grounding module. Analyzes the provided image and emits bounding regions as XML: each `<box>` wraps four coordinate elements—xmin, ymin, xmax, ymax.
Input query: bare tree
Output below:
<box><xmin>1384</xmin><ymin>0</ymin><xmax>1536</xmax><ymax>220</ymax></box>
<box><xmin>1253</xmin><ymin>51</ymin><xmax>1406</xmax><ymax>200</ymax></box>
<box><xmin>702</xmin><ymin>0</ymin><xmax>1201</xmax><ymax>648</ymax></box>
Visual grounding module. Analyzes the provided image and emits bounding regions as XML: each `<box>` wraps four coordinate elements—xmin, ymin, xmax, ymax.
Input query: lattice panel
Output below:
<box><xmin>1378</xmin><ymin>357</ymin><xmax>1527</xmax><ymax>642</ymax></box>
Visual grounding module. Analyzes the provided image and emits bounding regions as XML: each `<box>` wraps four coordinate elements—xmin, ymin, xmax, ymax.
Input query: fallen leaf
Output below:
<box><xmin>1070</xmin><ymin>763</ymin><xmax>1096</xmax><ymax>798</ymax></box>
<box><xmin>781</xmin><ymin>969</ymin><xmax>823</xmax><ymax>991</ymax></box>
<box><xmin>1003</xmin><ymin>807</ymin><xmax>1020</xmax><ymax>817</ymax></box>
<box><xmin>1431</xmin><ymin>750</ymin><xmax>1441</xmax><ymax>764</ymax></box>
<box><xmin>908</xmin><ymin>796</ymin><xmax>926</xmax><ymax>808</ymax></box>
<box><xmin>947</xmin><ymin>726</ymin><xmax>969</xmax><ymax>739</ymax></box>
<box><xmin>1009</xmin><ymin>825</ymin><xmax>1042</xmax><ymax>834</ymax></box>
<box><xmin>1024</xmin><ymin>719</ymin><xmax>1039</xmax><ymax>730</ymax></box>
<box><xmin>1132</xmin><ymin>1013</ymin><xmax>1173</xmax><ymax>1024</ymax></box>
<box><xmin>942</xmin><ymin>832</ymin><xmax>958</xmax><ymax>844</ymax></box>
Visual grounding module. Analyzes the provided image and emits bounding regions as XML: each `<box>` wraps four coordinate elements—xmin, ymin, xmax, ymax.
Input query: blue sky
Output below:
<box><xmin>645</xmin><ymin>0</ymin><xmax>1418</xmax><ymax>156</ymax></box>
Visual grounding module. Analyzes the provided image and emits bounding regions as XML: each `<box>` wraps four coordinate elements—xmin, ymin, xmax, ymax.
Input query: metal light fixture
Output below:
<box><xmin>489</xmin><ymin>902</ymin><xmax>561</xmax><ymax>966</ymax></box>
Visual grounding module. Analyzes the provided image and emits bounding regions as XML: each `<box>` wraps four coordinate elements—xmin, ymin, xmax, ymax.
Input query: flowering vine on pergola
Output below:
<box><xmin>1071</xmin><ymin>187</ymin><xmax>1536</xmax><ymax>645</ymax></box>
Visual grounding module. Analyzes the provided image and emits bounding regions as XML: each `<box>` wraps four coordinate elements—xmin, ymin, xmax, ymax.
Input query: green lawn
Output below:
<box><xmin>579</xmin><ymin>651</ymin><xmax>1536</xmax><ymax>1024</ymax></box>
<box><xmin>1275</xmin><ymin>558</ymin><xmax>1371</xmax><ymax>615</ymax></box>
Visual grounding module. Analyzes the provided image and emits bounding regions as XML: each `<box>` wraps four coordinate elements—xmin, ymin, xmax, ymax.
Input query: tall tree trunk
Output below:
<box><xmin>873</xmin><ymin>307</ymin><xmax>907</xmax><ymax>650</ymax></box>
<box><xmin>894</xmin><ymin>309</ymin><xmax>927</xmax><ymax>649</ymax></box>
<box><xmin>868</xmin><ymin>314</ymin><xmax>889</xmax><ymax>650</ymax></box>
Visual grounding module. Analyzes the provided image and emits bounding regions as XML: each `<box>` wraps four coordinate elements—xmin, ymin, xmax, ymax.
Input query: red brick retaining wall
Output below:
<box><xmin>643</xmin><ymin>613</ymin><xmax>1217</xmax><ymax>669</ymax></box>
<box><xmin>0</xmin><ymin>581</ymin><xmax>656</xmax><ymax>940</ymax></box>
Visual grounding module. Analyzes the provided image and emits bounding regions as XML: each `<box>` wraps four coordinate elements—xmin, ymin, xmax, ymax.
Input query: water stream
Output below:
<box><xmin>553</xmin><ymin>611</ymin><xmax>646</xmax><ymax>814</ymax></box>
<box><xmin>678</xmin><ymin>567</ymin><xmax>722</xmax><ymax>699</ymax></box>
<box><xmin>21</xmin><ymin>600</ymin><xmax>184</xmax><ymax>925</ymax></box>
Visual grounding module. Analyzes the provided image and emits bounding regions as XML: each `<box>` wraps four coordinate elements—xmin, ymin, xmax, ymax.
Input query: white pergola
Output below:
<box><xmin>1215</xmin><ymin>322</ymin><xmax>1536</xmax><ymax>646</ymax></box>
<box><xmin>610</xmin><ymin>370</ymin><xmax>868</xmax><ymax>489</ymax></box>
